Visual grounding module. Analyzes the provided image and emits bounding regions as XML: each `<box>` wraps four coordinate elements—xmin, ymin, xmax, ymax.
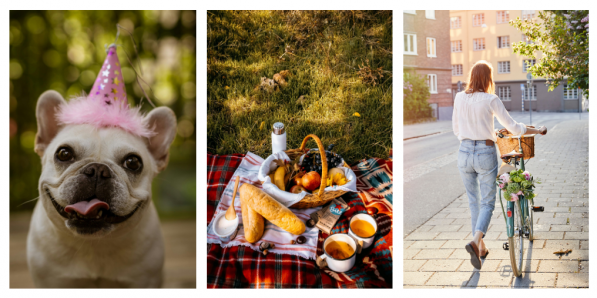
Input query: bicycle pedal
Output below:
<box><xmin>532</xmin><ymin>206</ymin><xmax>545</xmax><ymax>212</ymax></box>
<box><xmin>502</xmin><ymin>242</ymin><xmax>509</xmax><ymax>251</ymax></box>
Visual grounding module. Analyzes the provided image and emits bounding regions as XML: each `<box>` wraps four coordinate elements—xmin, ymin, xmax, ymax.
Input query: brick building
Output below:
<box><xmin>449</xmin><ymin>10</ymin><xmax>587</xmax><ymax>112</ymax></box>
<box><xmin>403</xmin><ymin>10</ymin><xmax>453</xmax><ymax>121</ymax></box>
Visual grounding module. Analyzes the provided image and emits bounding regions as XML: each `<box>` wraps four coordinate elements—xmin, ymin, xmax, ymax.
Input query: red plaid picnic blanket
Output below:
<box><xmin>207</xmin><ymin>153</ymin><xmax>393</xmax><ymax>288</ymax></box>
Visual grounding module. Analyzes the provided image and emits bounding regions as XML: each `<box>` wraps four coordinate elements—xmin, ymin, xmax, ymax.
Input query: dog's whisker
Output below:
<box><xmin>17</xmin><ymin>197</ymin><xmax>40</xmax><ymax>208</ymax></box>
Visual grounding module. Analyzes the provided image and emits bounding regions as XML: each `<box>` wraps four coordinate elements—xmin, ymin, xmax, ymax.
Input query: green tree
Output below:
<box><xmin>403</xmin><ymin>72</ymin><xmax>431</xmax><ymax>122</ymax></box>
<box><xmin>511</xmin><ymin>10</ymin><xmax>589</xmax><ymax>97</ymax></box>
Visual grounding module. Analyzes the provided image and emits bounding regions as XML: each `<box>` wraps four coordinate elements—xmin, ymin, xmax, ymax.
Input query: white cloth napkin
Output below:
<box><xmin>207</xmin><ymin>152</ymin><xmax>321</xmax><ymax>260</ymax></box>
<box><xmin>257</xmin><ymin>151</ymin><xmax>358</xmax><ymax>206</ymax></box>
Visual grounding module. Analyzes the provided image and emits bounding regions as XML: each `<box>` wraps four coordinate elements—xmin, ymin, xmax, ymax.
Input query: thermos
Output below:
<box><xmin>271</xmin><ymin>122</ymin><xmax>287</xmax><ymax>154</ymax></box>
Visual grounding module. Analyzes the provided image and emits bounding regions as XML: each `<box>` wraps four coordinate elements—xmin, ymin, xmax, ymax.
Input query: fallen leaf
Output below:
<box><xmin>353</xmin><ymin>112</ymin><xmax>361</xmax><ymax>117</ymax></box>
<box><xmin>553</xmin><ymin>249</ymin><xmax>572</xmax><ymax>254</ymax></box>
<box><xmin>225</xmin><ymin>86</ymin><xmax>230</xmax><ymax>90</ymax></box>
<box><xmin>259</xmin><ymin>121</ymin><xmax>265</xmax><ymax>130</ymax></box>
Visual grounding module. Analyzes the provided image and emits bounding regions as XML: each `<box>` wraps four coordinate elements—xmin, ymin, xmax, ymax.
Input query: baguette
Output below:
<box><xmin>240</xmin><ymin>195</ymin><xmax>264</xmax><ymax>243</ymax></box>
<box><xmin>240</xmin><ymin>184</ymin><xmax>306</xmax><ymax>235</ymax></box>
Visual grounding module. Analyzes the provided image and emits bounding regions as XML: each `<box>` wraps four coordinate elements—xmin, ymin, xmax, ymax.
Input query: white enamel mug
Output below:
<box><xmin>348</xmin><ymin>213</ymin><xmax>378</xmax><ymax>249</ymax></box>
<box><xmin>317</xmin><ymin>233</ymin><xmax>362</xmax><ymax>273</ymax></box>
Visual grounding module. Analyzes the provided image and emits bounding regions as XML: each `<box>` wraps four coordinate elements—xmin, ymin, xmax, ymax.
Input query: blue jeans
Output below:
<box><xmin>457</xmin><ymin>140</ymin><xmax>499</xmax><ymax>236</ymax></box>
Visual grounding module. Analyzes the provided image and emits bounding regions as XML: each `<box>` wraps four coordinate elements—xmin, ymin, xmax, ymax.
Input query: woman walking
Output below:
<box><xmin>452</xmin><ymin>61</ymin><xmax>546</xmax><ymax>269</ymax></box>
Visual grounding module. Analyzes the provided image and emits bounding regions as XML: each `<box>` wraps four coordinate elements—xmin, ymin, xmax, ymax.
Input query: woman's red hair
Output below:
<box><xmin>465</xmin><ymin>60</ymin><xmax>495</xmax><ymax>95</ymax></box>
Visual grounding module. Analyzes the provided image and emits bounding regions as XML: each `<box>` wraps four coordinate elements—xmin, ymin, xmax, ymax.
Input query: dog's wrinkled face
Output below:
<box><xmin>40</xmin><ymin>125</ymin><xmax>155</xmax><ymax>236</ymax></box>
<box><xmin>34</xmin><ymin>91</ymin><xmax>177</xmax><ymax>238</ymax></box>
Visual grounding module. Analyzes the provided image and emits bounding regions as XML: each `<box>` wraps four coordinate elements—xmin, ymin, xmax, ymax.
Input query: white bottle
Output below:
<box><xmin>271</xmin><ymin>122</ymin><xmax>287</xmax><ymax>154</ymax></box>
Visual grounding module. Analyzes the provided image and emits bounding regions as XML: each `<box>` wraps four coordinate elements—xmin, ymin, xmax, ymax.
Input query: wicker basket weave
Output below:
<box><xmin>496</xmin><ymin>129</ymin><xmax>535</xmax><ymax>159</ymax></box>
<box><xmin>283</xmin><ymin>134</ymin><xmax>349</xmax><ymax>209</ymax></box>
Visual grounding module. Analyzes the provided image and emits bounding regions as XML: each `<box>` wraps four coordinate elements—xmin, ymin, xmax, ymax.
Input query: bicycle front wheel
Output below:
<box><xmin>508</xmin><ymin>200</ymin><xmax>524</xmax><ymax>277</ymax></box>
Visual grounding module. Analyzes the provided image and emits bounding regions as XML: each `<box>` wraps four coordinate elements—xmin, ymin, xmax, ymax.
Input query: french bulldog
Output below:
<box><xmin>26</xmin><ymin>90</ymin><xmax>177</xmax><ymax>288</ymax></box>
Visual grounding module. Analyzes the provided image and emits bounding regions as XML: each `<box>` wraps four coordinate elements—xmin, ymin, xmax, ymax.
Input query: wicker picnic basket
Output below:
<box><xmin>283</xmin><ymin>134</ymin><xmax>350</xmax><ymax>209</ymax></box>
<box><xmin>496</xmin><ymin>128</ymin><xmax>535</xmax><ymax>159</ymax></box>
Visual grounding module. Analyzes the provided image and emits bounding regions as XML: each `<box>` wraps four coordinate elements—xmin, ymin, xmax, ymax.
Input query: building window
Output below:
<box><xmin>404</xmin><ymin>33</ymin><xmax>417</xmax><ymax>55</ymax></box>
<box><xmin>498</xmin><ymin>86</ymin><xmax>511</xmax><ymax>101</ymax></box>
<box><xmin>523</xmin><ymin>59</ymin><xmax>536</xmax><ymax>72</ymax></box>
<box><xmin>564</xmin><ymin>85</ymin><xmax>578</xmax><ymax>99</ymax></box>
<box><xmin>450</xmin><ymin>16</ymin><xmax>461</xmax><ymax>29</ymax></box>
<box><xmin>522</xmin><ymin>10</ymin><xmax>535</xmax><ymax>20</ymax></box>
<box><xmin>498</xmin><ymin>61</ymin><xmax>511</xmax><ymax>74</ymax></box>
<box><xmin>451</xmin><ymin>40</ymin><xmax>462</xmax><ymax>52</ymax></box>
<box><xmin>497</xmin><ymin>36</ymin><xmax>510</xmax><ymax>48</ymax></box>
<box><xmin>426</xmin><ymin>74</ymin><xmax>437</xmax><ymax>94</ymax></box>
<box><xmin>425</xmin><ymin>10</ymin><xmax>435</xmax><ymax>19</ymax></box>
<box><xmin>522</xmin><ymin>34</ymin><xmax>533</xmax><ymax>45</ymax></box>
<box><xmin>427</xmin><ymin>38</ymin><xmax>436</xmax><ymax>57</ymax></box>
<box><xmin>452</xmin><ymin>64</ymin><xmax>463</xmax><ymax>76</ymax></box>
<box><xmin>496</xmin><ymin>11</ymin><xmax>510</xmax><ymax>24</ymax></box>
<box><xmin>472</xmin><ymin>13</ymin><xmax>485</xmax><ymax>27</ymax></box>
<box><xmin>404</xmin><ymin>10</ymin><xmax>416</xmax><ymax>15</ymax></box>
<box><xmin>473</xmin><ymin>38</ymin><xmax>485</xmax><ymax>51</ymax></box>
<box><xmin>524</xmin><ymin>85</ymin><xmax>537</xmax><ymax>100</ymax></box>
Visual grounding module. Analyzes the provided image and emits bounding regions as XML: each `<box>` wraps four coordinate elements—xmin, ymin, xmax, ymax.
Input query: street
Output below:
<box><xmin>403</xmin><ymin>112</ymin><xmax>589</xmax><ymax>288</ymax></box>
<box><xmin>403</xmin><ymin>112</ymin><xmax>588</xmax><ymax>235</ymax></box>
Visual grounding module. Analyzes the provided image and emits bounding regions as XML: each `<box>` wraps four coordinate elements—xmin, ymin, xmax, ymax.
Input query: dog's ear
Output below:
<box><xmin>35</xmin><ymin>90</ymin><xmax>66</xmax><ymax>157</ymax></box>
<box><xmin>144</xmin><ymin>107</ymin><xmax>177</xmax><ymax>172</ymax></box>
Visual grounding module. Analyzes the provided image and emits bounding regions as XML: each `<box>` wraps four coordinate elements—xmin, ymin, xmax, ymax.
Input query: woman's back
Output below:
<box><xmin>452</xmin><ymin>91</ymin><xmax>526</xmax><ymax>142</ymax></box>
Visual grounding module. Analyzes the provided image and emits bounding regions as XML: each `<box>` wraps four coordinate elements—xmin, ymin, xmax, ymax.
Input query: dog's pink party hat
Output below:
<box><xmin>56</xmin><ymin>44</ymin><xmax>155</xmax><ymax>138</ymax></box>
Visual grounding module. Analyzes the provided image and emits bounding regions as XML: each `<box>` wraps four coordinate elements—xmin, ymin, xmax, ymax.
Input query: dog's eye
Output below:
<box><xmin>123</xmin><ymin>155</ymin><xmax>142</xmax><ymax>171</ymax></box>
<box><xmin>55</xmin><ymin>147</ymin><xmax>75</xmax><ymax>162</ymax></box>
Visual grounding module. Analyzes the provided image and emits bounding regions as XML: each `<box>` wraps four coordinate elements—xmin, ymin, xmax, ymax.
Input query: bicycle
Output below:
<box><xmin>495</xmin><ymin>126</ymin><xmax>546</xmax><ymax>277</ymax></box>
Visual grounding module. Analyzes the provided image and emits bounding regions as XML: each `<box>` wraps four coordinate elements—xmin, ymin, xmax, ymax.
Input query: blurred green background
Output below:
<box><xmin>9</xmin><ymin>10</ymin><xmax>196</xmax><ymax>219</ymax></box>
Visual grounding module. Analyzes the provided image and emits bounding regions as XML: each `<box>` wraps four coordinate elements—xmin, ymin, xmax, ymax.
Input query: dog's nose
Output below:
<box><xmin>82</xmin><ymin>163</ymin><xmax>112</xmax><ymax>179</ymax></box>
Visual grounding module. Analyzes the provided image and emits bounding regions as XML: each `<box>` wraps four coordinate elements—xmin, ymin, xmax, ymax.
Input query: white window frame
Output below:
<box><xmin>404</xmin><ymin>10</ymin><xmax>416</xmax><ymax>15</ymax></box>
<box><xmin>498</xmin><ymin>61</ymin><xmax>510</xmax><ymax>74</ymax></box>
<box><xmin>563</xmin><ymin>85</ymin><xmax>579</xmax><ymax>100</ymax></box>
<box><xmin>473</xmin><ymin>38</ymin><xmax>485</xmax><ymax>51</ymax></box>
<box><xmin>450</xmin><ymin>16</ymin><xmax>461</xmax><ymax>29</ymax></box>
<box><xmin>404</xmin><ymin>33</ymin><xmax>417</xmax><ymax>55</ymax></box>
<box><xmin>425</xmin><ymin>10</ymin><xmax>435</xmax><ymax>19</ymax></box>
<box><xmin>452</xmin><ymin>64</ymin><xmax>463</xmax><ymax>76</ymax></box>
<box><xmin>427</xmin><ymin>37</ymin><xmax>437</xmax><ymax>57</ymax></box>
<box><xmin>472</xmin><ymin>13</ymin><xmax>485</xmax><ymax>27</ymax></box>
<box><xmin>524</xmin><ymin>84</ymin><xmax>537</xmax><ymax>101</ymax></box>
<box><xmin>497</xmin><ymin>36</ymin><xmax>510</xmax><ymax>48</ymax></box>
<box><xmin>451</xmin><ymin>40</ymin><xmax>462</xmax><ymax>52</ymax></box>
<box><xmin>522</xmin><ymin>34</ymin><xmax>533</xmax><ymax>45</ymax></box>
<box><xmin>498</xmin><ymin>86</ymin><xmax>512</xmax><ymax>101</ymax></box>
<box><xmin>496</xmin><ymin>11</ymin><xmax>510</xmax><ymax>24</ymax></box>
<box><xmin>522</xmin><ymin>10</ymin><xmax>535</xmax><ymax>20</ymax></box>
<box><xmin>426</xmin><ymin>74</ymin><xmax>438</xmax><ymax>94</ymax></box>
<box><xmin>523</xmin><ymin>59</ymin><xmax>536</xmax><ymax>72</ymax></box>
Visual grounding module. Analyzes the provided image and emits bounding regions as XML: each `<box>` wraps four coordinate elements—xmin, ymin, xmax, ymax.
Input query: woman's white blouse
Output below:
<box><xmin>452</xmin><ymin>91</ymin><xmax>527</xmax><ymax>142</ymax></box>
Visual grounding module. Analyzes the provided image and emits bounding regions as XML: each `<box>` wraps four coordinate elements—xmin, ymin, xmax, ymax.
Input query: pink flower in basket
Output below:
<box><xmin>499</xmin><ymin>173</ymin><xmax>511</xmax><ymax>183</ymax></box>
<box><xmin>510</xmin><ymin>193</ymin><xmax>519</xmax><ymax>201</ymax></box>
<box><xmin>522</xmin><ymin>171</ymin><xmax>531</xmax><ymax>181</ymax></box>
<box><xmin>517</xmin><ymin>191</ymin><xmax>523</xmax><ymax>196</ymax></box>
<box><xmin>499</xmin><ymin>183</ymin><xmax>505</xmax><ymax>189</ymax></box>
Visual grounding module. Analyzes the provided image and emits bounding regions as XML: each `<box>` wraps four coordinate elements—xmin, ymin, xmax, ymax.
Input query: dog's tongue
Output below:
<box><xmin>64</xmin><ymin>199</ymin><xmax>110</xmax><ymax>216</ymax></box>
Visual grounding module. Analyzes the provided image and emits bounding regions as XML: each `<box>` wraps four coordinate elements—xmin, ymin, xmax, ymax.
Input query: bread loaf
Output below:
<box><xmin>240</xmin><ymin>184</ymin><xmax>306</xmax><ymax>235</ymax></box>
<box><xmin>240</xmin><ymin>195</ymin><xmax>264</xmax><ymax>243</ymax></box>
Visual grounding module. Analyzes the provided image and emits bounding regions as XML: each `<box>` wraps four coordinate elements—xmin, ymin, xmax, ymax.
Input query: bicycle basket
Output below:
<box><xmin>496</xmin><ymin>132</ymin><xmax>535</xmax><ymax>159</ymax></box>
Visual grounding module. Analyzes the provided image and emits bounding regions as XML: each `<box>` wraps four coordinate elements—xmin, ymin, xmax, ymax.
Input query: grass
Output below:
<box><xmin>207</xmin><ymin>11</ymin><xmax>392</xmax><ymax>164</ymax></box>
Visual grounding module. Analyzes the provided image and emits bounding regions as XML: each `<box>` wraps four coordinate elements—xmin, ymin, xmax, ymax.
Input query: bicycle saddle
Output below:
<box><xmin>501</xmin><ymin>150</ymin><xmax>523</xmax><ymax>159</ymax></box>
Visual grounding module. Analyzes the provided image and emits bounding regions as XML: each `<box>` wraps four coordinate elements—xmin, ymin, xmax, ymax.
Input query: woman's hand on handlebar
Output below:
<box><xmin>526</xmin><ymin>126</ymin><xmax>547</xmax><ymax>135</ymax></box>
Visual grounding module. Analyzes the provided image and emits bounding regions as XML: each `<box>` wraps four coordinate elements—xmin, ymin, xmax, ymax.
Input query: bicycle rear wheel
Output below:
<box><xmin>508</xmin><ymin>200</ymin><xmax>524</xmax><ymax>277</ymax></box>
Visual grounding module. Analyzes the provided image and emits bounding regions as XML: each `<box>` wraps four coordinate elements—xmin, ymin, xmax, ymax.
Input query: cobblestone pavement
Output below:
<box><xmin>403</xmin><ymin>119</ymin><xmax>589</xmax><ymax>288</ymax></box>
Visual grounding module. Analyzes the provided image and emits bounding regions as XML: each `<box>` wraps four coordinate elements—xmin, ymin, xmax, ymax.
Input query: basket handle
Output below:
<box><xmin>299</xmin><ymin>134</ymin><xmax>327</xmax><ymax>198</ymax></box>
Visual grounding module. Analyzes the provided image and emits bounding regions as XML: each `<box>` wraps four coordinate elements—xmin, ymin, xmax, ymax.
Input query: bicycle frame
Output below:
<box><xmin>497</xmin><ymin>136</ymin><xmax>533</xmax><ymax>238</ymax></box>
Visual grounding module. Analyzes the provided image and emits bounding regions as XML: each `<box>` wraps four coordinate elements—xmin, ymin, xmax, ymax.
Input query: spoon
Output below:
<box><xmin>225</xmin><ymin>176</ymin><xmax>240</xmax><ymax>220</ymax></box>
